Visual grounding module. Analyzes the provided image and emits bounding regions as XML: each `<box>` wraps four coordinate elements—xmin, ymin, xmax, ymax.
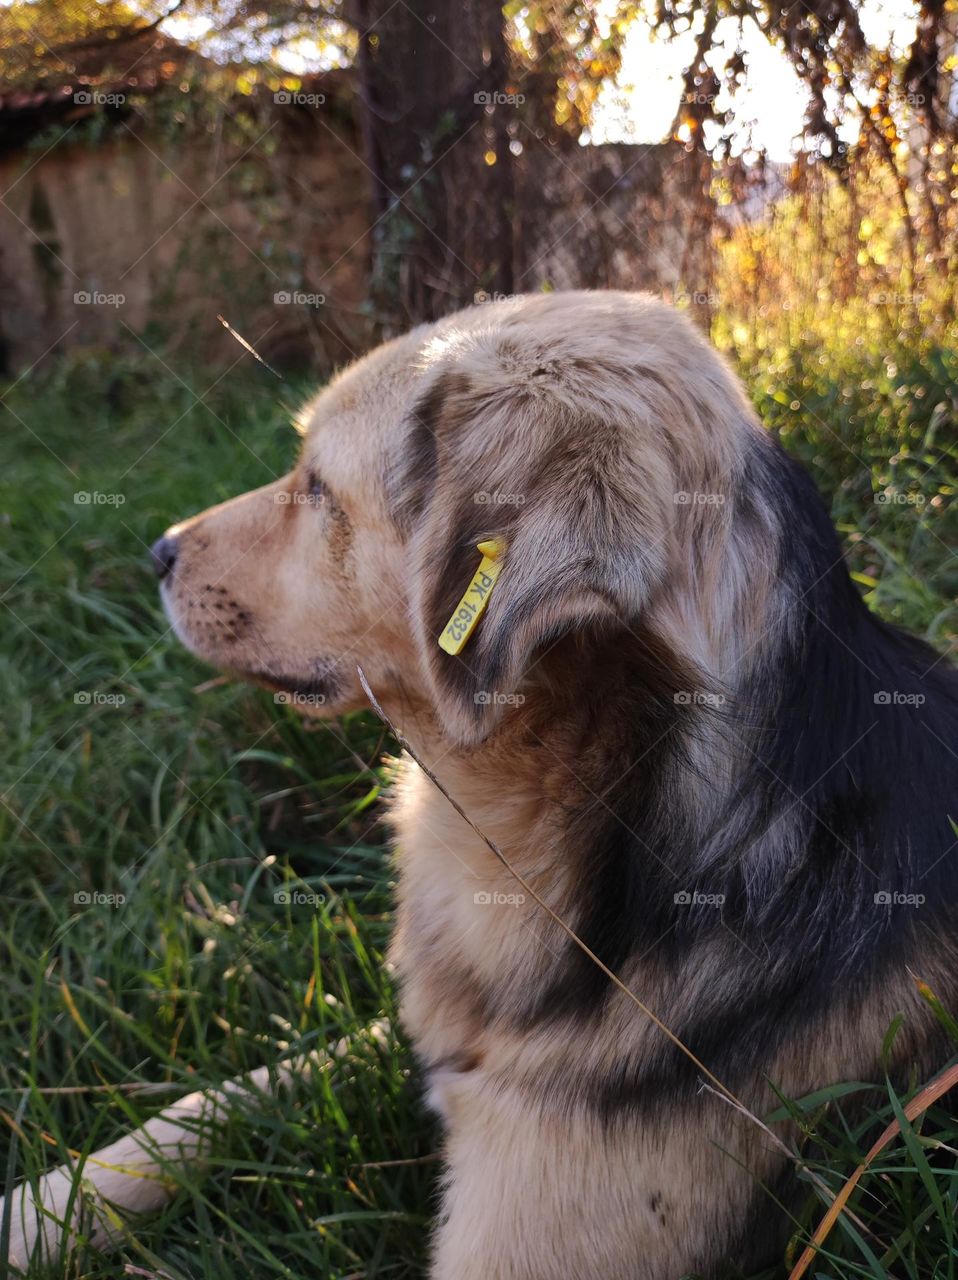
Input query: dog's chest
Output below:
<box><xmin>386</xmin><ymin>761</ymin><xmax>563</xmax><ymax>1067</ymax></box>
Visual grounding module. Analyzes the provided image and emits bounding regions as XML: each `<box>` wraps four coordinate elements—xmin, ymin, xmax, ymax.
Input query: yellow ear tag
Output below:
<box><xmin>438</xmin><ymin>537</ymin><xmax>507</xmax><ymax>655</ymax></box>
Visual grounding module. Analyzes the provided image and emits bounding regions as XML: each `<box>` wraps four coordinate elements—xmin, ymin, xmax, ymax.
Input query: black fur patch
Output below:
<box><xmin>387</xmin><ymin>373</ymin><xmax>473</xmax><ymax>534</ymax></box>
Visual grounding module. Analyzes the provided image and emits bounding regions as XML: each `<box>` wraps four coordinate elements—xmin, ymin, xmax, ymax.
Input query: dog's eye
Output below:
<box><xmin>306</xmin><ymin>470</ymin><xmax>327</xmax><ymax>503</ymax></box>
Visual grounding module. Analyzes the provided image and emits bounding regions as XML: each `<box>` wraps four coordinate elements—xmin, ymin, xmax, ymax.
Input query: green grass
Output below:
<box><xmin>0</xmin><ymin>352</ymin><xmax>436</xmax><ymax>1279</ymax></box>
<box><xmin>0</xmin><ymin>340</ymin><xmax>955</xmax><ymax>1279</ymax></box>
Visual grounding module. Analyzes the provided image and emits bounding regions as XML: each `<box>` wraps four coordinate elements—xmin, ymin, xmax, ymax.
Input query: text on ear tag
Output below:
<box><xmin>438</xmin><ymin>537</ymin><xmax>507</xmax><ymax>655</ymax></box>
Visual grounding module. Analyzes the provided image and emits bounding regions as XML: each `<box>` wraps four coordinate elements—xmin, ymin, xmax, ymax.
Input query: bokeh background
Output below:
<box><xmin>0</xmin><ymin>2</ymin><xmax>956</xmax><ymax>1277</ymax></box>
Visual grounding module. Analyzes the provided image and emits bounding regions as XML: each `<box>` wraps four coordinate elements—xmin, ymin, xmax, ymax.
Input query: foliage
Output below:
<box><xmin>0</xmin><ymin>0</ymin><xmax>178</xmax><ymax>89</ymax></box>
<box><xmin>714</xmin><ymin>184</ymin><xmax>957</xmax><ymax>647</ymax></box>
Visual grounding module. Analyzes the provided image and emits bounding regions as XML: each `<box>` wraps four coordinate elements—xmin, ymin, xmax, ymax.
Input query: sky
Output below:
<box><xmin>586</xmin><ymin>0</ymin><xmax>923</xmax><ymax>158</ymax></box>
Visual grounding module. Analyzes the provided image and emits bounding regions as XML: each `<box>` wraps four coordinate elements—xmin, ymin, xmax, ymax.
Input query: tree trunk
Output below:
<box><xmin>350</xmin><ymin>0</ymin><xmax>515</xmax><ymax>327</ymax></box>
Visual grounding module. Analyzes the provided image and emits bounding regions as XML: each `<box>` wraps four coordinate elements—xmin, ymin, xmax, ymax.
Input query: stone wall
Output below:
<box><xmin>0</xmin><ymin>94</ymin><xmax>372</xmax><ymax>374</ymax></box>
<box><xmin>516</xmin><ymin>139</ymin><xmax>710</xmax><ymax>300</ymax></box>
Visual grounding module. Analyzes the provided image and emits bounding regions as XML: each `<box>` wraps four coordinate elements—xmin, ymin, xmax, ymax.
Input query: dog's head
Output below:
<box><xmin>154</xmin><ymin>292</ymin><xmax>769</xmax><ymax>745</ymax></box>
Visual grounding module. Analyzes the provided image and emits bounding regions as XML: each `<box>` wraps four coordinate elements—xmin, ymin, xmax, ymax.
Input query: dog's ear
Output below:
<box><xmin>404</xmin><ymin>371</ymin><xmax>675</xmax><ymax>745</ymax></box>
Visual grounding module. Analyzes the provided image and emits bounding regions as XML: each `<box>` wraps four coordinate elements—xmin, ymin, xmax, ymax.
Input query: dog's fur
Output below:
<box><xmin>155</xmin><ymin>291</ymin><xmax>958</xmax><ymax>1278</ymax></box>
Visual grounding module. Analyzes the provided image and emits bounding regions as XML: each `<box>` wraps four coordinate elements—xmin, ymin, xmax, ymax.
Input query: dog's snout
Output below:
<box><xmin>150</xmin><ymin>533</ymin><xmax>179</xmax><ymax>581</ymax></box>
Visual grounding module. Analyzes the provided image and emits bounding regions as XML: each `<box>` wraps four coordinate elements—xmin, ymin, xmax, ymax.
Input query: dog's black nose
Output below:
<box><xmin>150</xmin><ymin>534</ymin><xmax>178</xmax><ymax>581</ymax></box>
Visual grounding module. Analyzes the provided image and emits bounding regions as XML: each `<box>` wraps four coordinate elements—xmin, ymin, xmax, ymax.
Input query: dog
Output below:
<box><xmin>10</xmin><ymin>292</ymin><xmax>955</xmax><ymax>1276</ymax></box>
<box><xmin>144</xmin><ymin>290</ymin><xmax>958</xmax><ymax>1277</ymax></box>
